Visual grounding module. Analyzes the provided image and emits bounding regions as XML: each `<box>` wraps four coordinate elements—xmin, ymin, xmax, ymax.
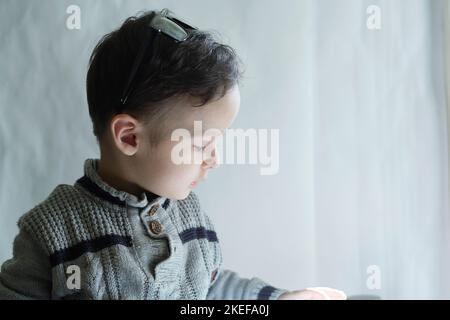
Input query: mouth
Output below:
<box><xmin>189</xmin><ymin>181</ymin><xmax>198</xmax><ymax>188</ymax></box>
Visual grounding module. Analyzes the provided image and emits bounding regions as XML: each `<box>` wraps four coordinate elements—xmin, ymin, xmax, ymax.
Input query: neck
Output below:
<box><xmin>97</xmin><ymin>156</ymin><xmax>144</xmax><ymax>198</ymax></box>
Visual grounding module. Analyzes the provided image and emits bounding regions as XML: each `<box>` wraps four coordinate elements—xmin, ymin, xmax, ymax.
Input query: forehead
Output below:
<box><xmin>172</xmin><ymin>86</ymin><xmax>240</xmax><ymax>138</ymax></box>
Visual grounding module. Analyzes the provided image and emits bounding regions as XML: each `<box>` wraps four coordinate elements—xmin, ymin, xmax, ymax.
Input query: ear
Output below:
<box><xmin>109</xmin><ymin>114</ymin><xmax>141</xmax><ymax>156</ymax></box>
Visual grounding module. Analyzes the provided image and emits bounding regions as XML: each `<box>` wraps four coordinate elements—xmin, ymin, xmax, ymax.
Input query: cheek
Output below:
<box><xmin>151</xmin><ymin>153</ymin><xmax>200</xmax><ymax>182</ymax></box>
<box><xmin>168</xmin><ymin>162</ymin><xmax>201</xmax><ymax>181</ymax></box>
<box><xmin>160</xmin><ymin>144</ymin><xmax>202</xmax><ymax>177</ymax></box>
<box><xmin>141</xmin><ymin>142</ymin><xmax>203</xmax><ymax>192</ymax></box>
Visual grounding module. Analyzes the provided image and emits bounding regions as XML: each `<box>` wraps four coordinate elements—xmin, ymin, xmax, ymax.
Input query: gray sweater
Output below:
<box><xmin>0</xmin><ymin>158</ymin><xmax>288</xmax><ymax>300</ymax></box>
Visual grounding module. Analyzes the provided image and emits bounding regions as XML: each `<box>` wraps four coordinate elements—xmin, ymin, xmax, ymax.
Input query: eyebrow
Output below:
<box><xmin>193</xmin><ymin>135</ymin><xmax>216</xmax><ymax>147</ymax></box>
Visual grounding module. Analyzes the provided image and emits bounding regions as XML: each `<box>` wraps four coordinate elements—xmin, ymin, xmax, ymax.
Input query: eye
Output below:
<box><xmin>193</xmin><ymin>145</ymin><xmax>207</xmax><ymax>152</ymax></box>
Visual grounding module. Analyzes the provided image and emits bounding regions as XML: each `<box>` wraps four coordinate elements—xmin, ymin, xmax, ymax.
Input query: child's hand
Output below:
<box><xmin>278</xmin><ymin>287</ymin><xmax>347</xmax><ymax>300</ymax></box>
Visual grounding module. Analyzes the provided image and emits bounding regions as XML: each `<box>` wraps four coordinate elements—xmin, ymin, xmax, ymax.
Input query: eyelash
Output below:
<box><xmin>193</xmin><ymin>145</ymin><xmax>207</xmax><ymax>152</ymax></box>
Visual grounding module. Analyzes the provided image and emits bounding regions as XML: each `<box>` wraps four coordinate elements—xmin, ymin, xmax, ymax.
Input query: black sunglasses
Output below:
<box><xmin>119</xmin><ymin>9</ymin><xmax>197</xmax><ymax>106</ymax></box>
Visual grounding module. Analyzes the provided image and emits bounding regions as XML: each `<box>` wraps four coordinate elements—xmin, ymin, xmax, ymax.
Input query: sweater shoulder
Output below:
<box><xmin>18</xmin><ymin>184</ymin><xmax>82</xmax><ymax>228</ymax></box>
<box><xmin>17</xmin><ymin>184</ymin><xmax>129</xmax><ymax>255</ymax></box>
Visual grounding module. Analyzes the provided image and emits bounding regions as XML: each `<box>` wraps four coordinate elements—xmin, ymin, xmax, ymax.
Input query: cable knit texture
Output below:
<box><xmin>0</xmin><ymin>158</ymin><xmax>289</xmax><ymax>300</ymax></box>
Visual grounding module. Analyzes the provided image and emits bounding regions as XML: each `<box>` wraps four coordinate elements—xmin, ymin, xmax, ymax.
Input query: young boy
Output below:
<box><xmin>0</xmin><ymin>9</ymin><xmax>345</xmax><ymax>300</ymax></box>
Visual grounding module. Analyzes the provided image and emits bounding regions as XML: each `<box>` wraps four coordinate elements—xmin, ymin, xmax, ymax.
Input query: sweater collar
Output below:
<box><xmin>75</xmin><ymin>158</ymin><xmax>170</xmax><ymax>210</ymax></box>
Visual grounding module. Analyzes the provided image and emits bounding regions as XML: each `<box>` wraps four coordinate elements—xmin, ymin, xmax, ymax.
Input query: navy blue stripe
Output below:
<box><xmin>179</xmin><ymin>227</ymin><xmax>218</xmax><ymax>244</ymax></box>
<box><xmin>49</xmin><ymin>234</ymin><xmax>132</xmax><ymax>267</ymax></box>
<box><xmin>145</xmin><ymin>191</ymin><xmax>160</xmax><ymax>204</ymax></box>
<box><xmin>257</xmin><ymin>286</ymin><xmax>276</xmax><ymax>300</ymax></box>
<box><xmin>76</xmin><ymin>175</ymin><xmax>169</xmax><ymax>209</ymax></box>
<box><xmin>76</xmin><ymin>175</ymin><xmax>126</xmax><ymax>206</ymax></box>
<box><xmin>162</xmin><ymin>198</ymin><xmax>171</xmax><ymax>210</ymax></box>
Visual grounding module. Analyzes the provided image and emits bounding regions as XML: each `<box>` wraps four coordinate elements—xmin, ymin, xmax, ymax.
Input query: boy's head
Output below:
<box><xmin>86</xmin><ymin>9</ymin><xmax>242</xmax><ymax>200</ymax></box>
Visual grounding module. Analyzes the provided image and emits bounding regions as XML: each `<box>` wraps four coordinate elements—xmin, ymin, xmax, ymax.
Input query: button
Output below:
<box><xmin>148</xmin><ymin>204</ymin><xmax>159</xmax><ymax>216</ymax></box>
<box><xmin>149</xmin><ymin>220</ymin><xmax>162</xmax><ymax>234</ymax></box>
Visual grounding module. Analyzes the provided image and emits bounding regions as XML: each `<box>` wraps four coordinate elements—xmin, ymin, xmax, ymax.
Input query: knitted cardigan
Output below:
<box><xmin>0</xmin><ymin>158</ymin><xmax>288</xmax><ymax>300</ymax></box>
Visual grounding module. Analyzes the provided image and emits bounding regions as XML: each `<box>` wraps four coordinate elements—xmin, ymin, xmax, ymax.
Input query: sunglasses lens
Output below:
<box><xmin>150</xmin><ymin>16</ymin><xmax>188</xmax><ymax>41</ymax></box>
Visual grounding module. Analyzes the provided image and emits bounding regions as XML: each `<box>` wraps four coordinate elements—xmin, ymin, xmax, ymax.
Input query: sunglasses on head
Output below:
<box><xmin>119</xmin><ymin>9</ymin><xmax>197</xmax><ymax>106</ymax></box>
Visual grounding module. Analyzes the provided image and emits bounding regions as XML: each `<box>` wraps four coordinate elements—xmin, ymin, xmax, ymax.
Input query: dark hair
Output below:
<box><xmin>86</xmin><ymin>10</ymin><xmax>243</xmax><ymax>146</ymax></box>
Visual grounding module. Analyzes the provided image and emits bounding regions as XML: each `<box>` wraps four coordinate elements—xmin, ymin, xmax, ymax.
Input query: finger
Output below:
<box><xmin>319</xmin><ymin>287</ymin><xmax>347</xmax><ymax>300</ymax></box>
<box><xmin>313</xmin><ymin>287</ymin><xmax>347</xmax><ymax>300</ymax></box>
<box><xmin>305</xmin><ymin>287</ymin><xmax>330</xmax><ymax>300</ymax></box>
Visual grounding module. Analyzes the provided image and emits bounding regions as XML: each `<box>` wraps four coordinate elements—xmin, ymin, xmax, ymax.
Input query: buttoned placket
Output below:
<box><xmin>139</xmin><ymin>199</ymin><xmax>178</xmax><ymax>253</ymax></box>
<box><xmin>138</xmin><ymin>199</ymin><xmax>184</xmax><ymax>299</ymax></box>
<box><xmin>80</xmin><ymin>159</ymin><xmax>183</xmax><ymax>298</ymax></box>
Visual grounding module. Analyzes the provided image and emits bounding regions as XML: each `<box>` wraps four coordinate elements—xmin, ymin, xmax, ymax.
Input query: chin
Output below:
<box><xmin>170</xmin><ymin>189</ymin><xmax>192</xmax><ymax>201</ymax></box>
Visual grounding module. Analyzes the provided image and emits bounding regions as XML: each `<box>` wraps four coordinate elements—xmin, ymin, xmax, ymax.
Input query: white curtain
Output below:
<box><xmin>201</xmin><ymin>0</ymin><xmax>450</xmax><ymax>300</ymax></box>
<box><xmin>307</xmin><ymin>0</ymin><xmax>450</xmax><ymax>299</ymax></box>
<box><xmin>442</xmin><ymin>0</ymin><xmax>450</xmax><ymax>300</ymax></box>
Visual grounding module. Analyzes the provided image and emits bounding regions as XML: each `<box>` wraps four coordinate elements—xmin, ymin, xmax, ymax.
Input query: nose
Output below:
<box><xmin>203</xmin><ymin>145</ymin><xmax>220</xmax><ymax>170</ymax></box>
